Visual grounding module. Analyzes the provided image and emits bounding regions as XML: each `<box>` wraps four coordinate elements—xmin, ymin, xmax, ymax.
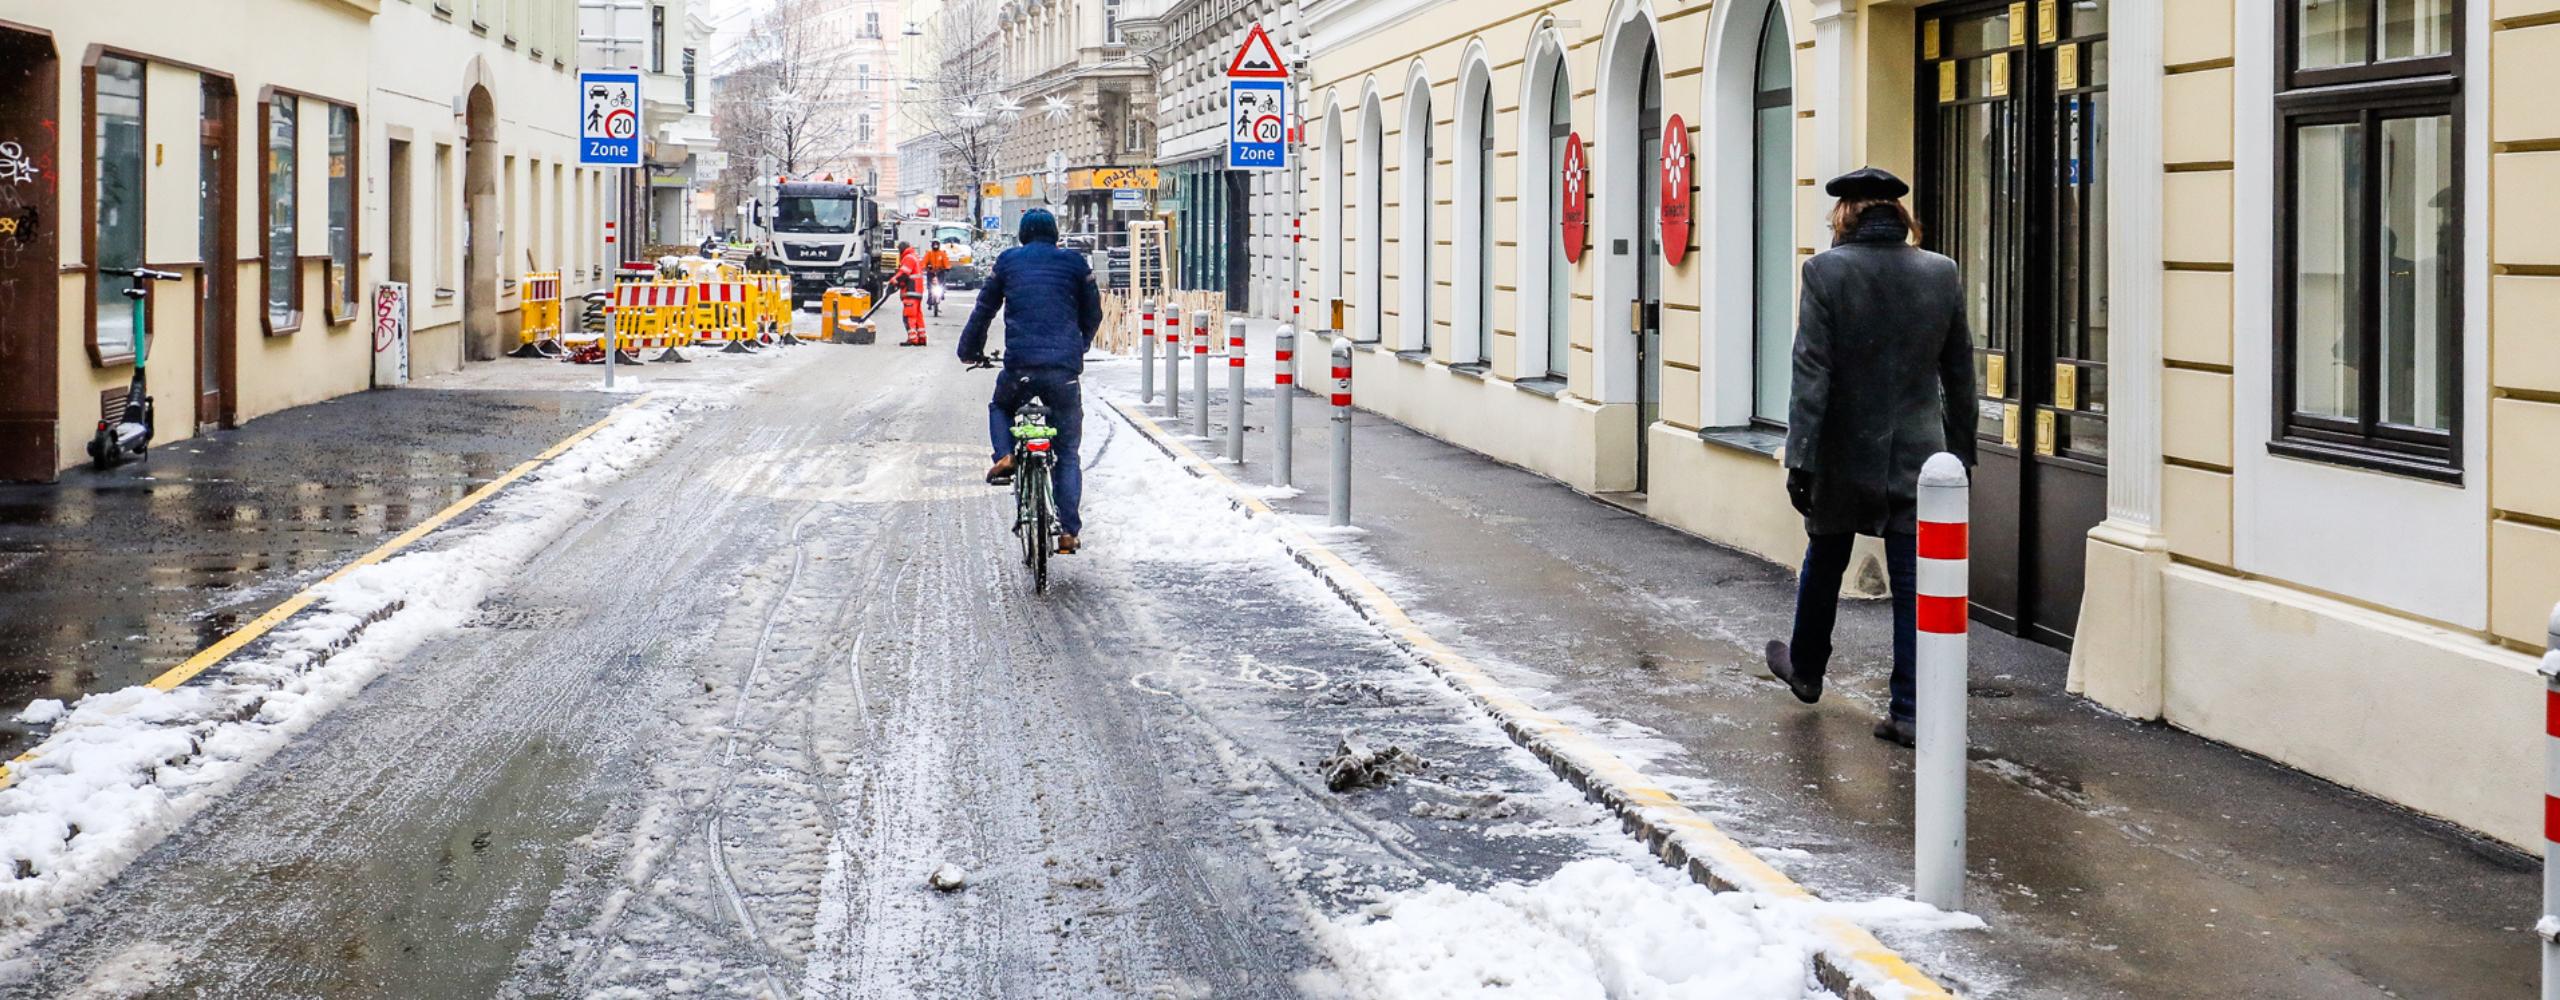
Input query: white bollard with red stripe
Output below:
<box><xmin>1329</xmin><ymin>342</ymin><xmax>1352</xmax><ymax>527</ymax></box>
<box><xmin>1914</xmin><ymin>452</ymin><xmax>1970</xmax><ymax>911</ymax></box>
<box><xmin>1139</xmin><ymin>299</ymin><xmax>1157</xmax><ymax>403</ymax></box>
<box><xmin>1163</xmin><ymin>306</ymin><xmax>1182</xmax><ymax>421</ymax></box>
<box><xmin>2542</xmin><ymin>602</ymin><xmax>2560</xmax><ymax>999</ymax></box>
<box><xmin>1273</xmin><ymin>325</ymin><xmax>1296</xmax><ymax>487</ymax></box>
<box><xmin>1226</xmin><ymin>318</ymin><xmax>1248</xmax><ymax>463</ymax></box>
<box><xmin>1191</xmin><ymin>309</ymin><xmax>1212</xmax><ymax>440</ymax></box>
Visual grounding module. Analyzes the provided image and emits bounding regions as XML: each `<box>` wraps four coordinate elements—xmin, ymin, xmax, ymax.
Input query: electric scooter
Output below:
<box><xmin>87</xmin><ymin>266</ymin><xmax>184</xmax><ymax>470</ymax></box>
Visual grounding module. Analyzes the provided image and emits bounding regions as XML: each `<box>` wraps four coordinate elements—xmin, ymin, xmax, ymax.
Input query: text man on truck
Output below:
<box><xmin>758</xmin><ymin>180</ymin><xmax>881</xmax><ymax>307</ymax></box>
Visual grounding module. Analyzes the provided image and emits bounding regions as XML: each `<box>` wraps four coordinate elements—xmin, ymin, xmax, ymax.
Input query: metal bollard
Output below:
<box><xmin>1191</xmin><ymin>309</ymin><xmax>1211</xmax><ymax>440</ymax></box>
<box><xmin>1139</xmin><ymin>299</ymin><xmax>1156</xmax><ymax>403</ymax></box>
<box><xmin>1272</xmin><ymin>325</ymin><xmax>1296</xmax><ymax>487</ymax></box>
<box><xmin>1163</xmin><ymin>306</ymin><xmax>1182</xmax><ymax>420</ymax></box>
<box><xmin>1226</xmin><ymin>318</ymin><xmax>1248</xmax><ymax>463</ymax></box>
<box><xmin>1914</xmin><ymin>452</ymin><xmax>1970</xmax><ymax>911</ymax></box>
<box><xmin>2542</xmin><ymin>602</ymin><xmax>2560</xmax><ymax>999</ymax></box>
<box><xmin>1329</xmin><ymin>343</ymin><xmax>1352</xmax><ymax>527</ymax></box>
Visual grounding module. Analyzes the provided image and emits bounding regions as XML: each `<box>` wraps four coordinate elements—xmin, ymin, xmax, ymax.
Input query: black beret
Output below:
<box><xmin>1824</xmin><ymin>166</ymin><xmax>1910</xmax><ymax>200</ymax></box>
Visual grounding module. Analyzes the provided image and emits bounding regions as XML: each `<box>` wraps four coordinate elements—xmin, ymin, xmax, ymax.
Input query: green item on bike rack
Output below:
<box><xmin>1010</xmin><ymin>423</ymin><xmax>1058</xmax><ymax>441</ymax></box>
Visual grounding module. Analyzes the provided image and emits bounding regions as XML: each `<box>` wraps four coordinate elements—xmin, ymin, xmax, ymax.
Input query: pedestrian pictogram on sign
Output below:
<box><xmin>1226</xmin><ymin>24</ymin><xmax>1289</xmax><ymax>79</ymax></box>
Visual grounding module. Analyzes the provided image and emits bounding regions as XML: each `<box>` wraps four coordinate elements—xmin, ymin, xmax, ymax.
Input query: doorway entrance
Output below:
<box><xmin>1632</xmin><ymin>41</ymin><xmax>1663</xmax><ymax>492</ymax></box>
<box><xmin>198</xmin><ymin>77</ymin><xmax>236</xmax><ymax>428</ymax></box>
<box><xmin>0</xmin><ymin>26</ymin><xmax>61</xmax><ymax>481</ymax></box>
<box><xmin>1916</xmin><ymin>0</ymin><xmax>2110</xmax><ymax>648</ymax></box>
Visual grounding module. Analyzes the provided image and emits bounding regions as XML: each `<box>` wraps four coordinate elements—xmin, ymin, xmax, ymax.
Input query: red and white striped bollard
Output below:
<box><xmin>1163</xmin><ymin>306</ymin><xmax>1181</xmax><ymax>420</ymax></box>
<box><xmin>1914</xmin><ymin>452</ymin><xmax>1969</xmax><ymax>910</ymax></box>
<box><xmin>2540</xmin><ymin>602</ymin><xmax>2560</xmax><ymax>998</ymax></box>
<box><xmin>1139</xmin><ymin>299</ymin><xmax>1157</xmax><ymax>403</ymax></box>
<box><xmin>1329</xmin><ymin>343</ymin><xmax>1352</xmax><ymax>527</ymax></box>
<box><xmin>1273</xmin><ymin>325</ymin><xmax>1296</xmax><ymax>487</ymax></box>
<box><xmin>1226</xmin><ymin>318</ymin><xmax>1248</xmax><ymax>463</ymax></box>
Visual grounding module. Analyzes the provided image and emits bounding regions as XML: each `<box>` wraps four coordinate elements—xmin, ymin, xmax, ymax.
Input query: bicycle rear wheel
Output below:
<box><xmin>1029</xmin><ymin>472</ymin><xmax>1052</xmax><ymax>593</ymax></box>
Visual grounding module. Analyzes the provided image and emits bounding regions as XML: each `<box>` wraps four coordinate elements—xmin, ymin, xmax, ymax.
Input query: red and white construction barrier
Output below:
<box><xmin>2542</xmin><ymin>603</ymin><xmax>2560</xmax><ymax>998</ymax></box>
<box><xmin>1914</xmin><ymin>452</ymin><xmax>1970</xmax><ymax>911</ymax></box>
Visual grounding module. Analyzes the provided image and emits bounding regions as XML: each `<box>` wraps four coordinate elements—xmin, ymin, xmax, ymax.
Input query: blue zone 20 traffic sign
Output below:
<box><xmin>1227</xmin><ymin>79</ymin><xmax>1289</xmax><ymax>171</ymax></box>
<box><xmin>578</xmin><ymin>71</ymin><xmax>643</xmax><ymax>167</ymax></box>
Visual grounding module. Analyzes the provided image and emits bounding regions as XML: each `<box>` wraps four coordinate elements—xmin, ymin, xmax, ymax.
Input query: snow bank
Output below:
<box><xmin>0</xmin><ymin>356</ymin><xmax>796</xmax><ymax>963</ymax></box>
<box><xmin>1319</xmin><ymin>858</ymin><xmax>1821</xmax><ymax>1000</ymax></box>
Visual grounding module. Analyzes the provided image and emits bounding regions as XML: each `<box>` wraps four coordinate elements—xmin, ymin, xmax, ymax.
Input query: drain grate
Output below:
<box><xmin>465</xmin><ymin>603</ymin><xmax>576</xmax><ymax>631</ymax></box>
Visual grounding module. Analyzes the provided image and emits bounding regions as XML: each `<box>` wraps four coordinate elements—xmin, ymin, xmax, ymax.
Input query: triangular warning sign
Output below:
<box><xmin>1226</xmin><ymin>24</ymin><xmax>1289</xmax><ymax>79</ymax></box>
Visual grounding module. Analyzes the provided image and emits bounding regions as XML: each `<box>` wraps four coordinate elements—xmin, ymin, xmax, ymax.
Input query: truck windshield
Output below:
<box><xmin>775</xmin><ymin>196</ymin><xmax>859</xmax><ymax>234</ymax></box>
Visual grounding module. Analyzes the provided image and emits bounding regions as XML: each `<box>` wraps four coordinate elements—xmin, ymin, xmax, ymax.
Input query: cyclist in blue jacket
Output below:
<box><xmin>959</xmin><ymin>208</ymin><xmax>1103</xmax><ymax>553</ymax></box>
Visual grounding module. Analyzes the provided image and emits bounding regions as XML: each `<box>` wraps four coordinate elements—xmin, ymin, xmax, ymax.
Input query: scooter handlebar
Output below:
<box><xmin>99</xmin><ymin>266</ymin><xmax>184</xmax><ymax>282</ymax></box>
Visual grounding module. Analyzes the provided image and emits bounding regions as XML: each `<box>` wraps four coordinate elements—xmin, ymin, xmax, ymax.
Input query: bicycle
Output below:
<box><xmin>969</xmin><ymin>352</ymin><xmax>1061</xmax><ymax>593</ymax></box>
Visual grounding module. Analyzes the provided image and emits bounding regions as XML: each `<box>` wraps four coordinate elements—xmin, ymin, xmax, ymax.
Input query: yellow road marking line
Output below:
<box><xmin>0</xmin><ymin>403</ymin><xmax>635</xmax><ymax>792</ymax></box>
<box><xmin>1110</xmin><ymin>399</ymin><xmax>1958</xmax><ymax>1000</ymax></box>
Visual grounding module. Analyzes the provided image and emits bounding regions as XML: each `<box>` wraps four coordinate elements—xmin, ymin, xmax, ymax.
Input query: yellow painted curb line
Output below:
<box><xmin>1110</xmin><ymin>399</ymin><xmax>1958</xmax><ymax>1000</ymax></box>
<box><xmin>0</xmin><ymin>401</ymin><xmax>638</xmax><ymax>793</ymax></box>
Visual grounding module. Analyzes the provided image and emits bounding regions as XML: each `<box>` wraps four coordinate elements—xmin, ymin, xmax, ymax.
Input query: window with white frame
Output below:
<box><xmin>1545</xmin><ymin>66</ymin><xmax>1570</xmax><ymax>379</ymax></box>
<box><xmin>1750</xmin><ymin>6</ymin><xmax>1795</xmax><ymax>425</ymax></box>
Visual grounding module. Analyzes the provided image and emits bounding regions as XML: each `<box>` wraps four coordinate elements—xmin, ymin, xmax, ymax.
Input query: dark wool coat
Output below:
<box><xmin>1781</xmin><ymin>211</ymin><xmax>1978</xmax><ymax>536</ymax></box>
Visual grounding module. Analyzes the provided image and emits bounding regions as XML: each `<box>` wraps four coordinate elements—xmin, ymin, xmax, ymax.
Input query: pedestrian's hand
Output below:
<box><xmin>1786</xmin><ymin>469</ymin><xmax>1815</xmax><ymax>516</ymax></box>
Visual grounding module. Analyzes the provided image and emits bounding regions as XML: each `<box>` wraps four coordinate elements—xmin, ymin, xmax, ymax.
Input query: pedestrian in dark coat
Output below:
<box><xmin>1762</xmin><ymin>167</ymin><xmax>1976</xmax><ymax>748</ymax></box>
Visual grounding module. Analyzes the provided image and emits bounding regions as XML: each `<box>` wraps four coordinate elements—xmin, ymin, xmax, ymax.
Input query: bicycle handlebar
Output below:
<box><xmin>99</xmin><ymin>266</ymin><xmax>183</xmax><ymax>283</ymax></box>
<box><xmin>964</xmin><ymin>350</ymin><xmax>1003</xmax><ymax>371</ymax></box>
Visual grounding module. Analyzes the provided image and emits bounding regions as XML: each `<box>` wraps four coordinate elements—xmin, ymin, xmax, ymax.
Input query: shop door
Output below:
<box><xmin>1917</xmin><ymin>0</ymin><xmax>2110</xmax><ymax>648</ymax></box>
<box><xmin>0</xmin><ymin>28</ymin><xmax>60</xmax><ymax>482</ymax></box>
<box><xmin>198</xmin><ymin>79</ymin><xmax>234</xmax><ymax>428</ymax></box>
<box><xmin>1633</xmin><ymin>43</ymin><xmax>1663</xmax><ymax>492</ymax></box>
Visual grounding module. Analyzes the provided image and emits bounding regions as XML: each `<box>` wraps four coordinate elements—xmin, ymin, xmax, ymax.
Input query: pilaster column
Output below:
<box><xmin>1810</xmin><ymin>0</ymin><xmax>1860</xmax><ymax>179</ymax></box>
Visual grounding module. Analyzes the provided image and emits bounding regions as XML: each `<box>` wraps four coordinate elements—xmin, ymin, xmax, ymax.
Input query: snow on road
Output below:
<box><xmin>0</xmin><ymin>349</ymin><xmax>806</xmax><ymax>969</ymax></box>
<box><xmin>0</xmin><ymin>329</ymin><xmax>1981</xmax><ymax>999</ymax></box>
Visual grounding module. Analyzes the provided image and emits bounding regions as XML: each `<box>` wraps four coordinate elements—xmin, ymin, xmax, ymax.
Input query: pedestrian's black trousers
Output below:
<box><xmin>1789</xmin><ymin>532</ymin><xmax>1918</xmax><ymax>722</ymax></box>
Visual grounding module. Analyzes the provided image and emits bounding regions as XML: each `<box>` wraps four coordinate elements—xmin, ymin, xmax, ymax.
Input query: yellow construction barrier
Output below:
<box><xmin>692</xmin><ymin>279</ymin><xmax>754</xmax><ymax>352</ymax></box>
<box><xmin>509</xmin><ymin>271</ymin><xmax>565</xmax><ymax>358</ymax></box>
<box><xmin>820</xmin><ymin>288</ymin><xmax>877</xmax><ymax>344</ymax></box>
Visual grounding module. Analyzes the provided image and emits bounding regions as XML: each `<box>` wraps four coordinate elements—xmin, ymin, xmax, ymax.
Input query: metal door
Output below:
<box><xmin>1917</xmin><ymin>0</ymin><xmax>2110</xmax><ymax>648</ymax></box>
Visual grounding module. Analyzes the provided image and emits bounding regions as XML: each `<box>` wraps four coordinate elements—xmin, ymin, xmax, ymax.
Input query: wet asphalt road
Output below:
<box><xmin>5</xmin><ymin>305</ymin><xmax>1635</xmax><ymax>998</ymax></box>
<box><xmin>1142</xmin><ymin>319</ymin><xmax>2541</xmax><ymax>1000</ymax></box>
<box><xmin>0</xmin><ymin>389</ymin><xmax>616</xmax><ymax>754</ymax></box>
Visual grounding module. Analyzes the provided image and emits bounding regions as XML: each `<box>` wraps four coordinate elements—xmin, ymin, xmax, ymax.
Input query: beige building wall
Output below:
<box><xmin>24</xmin><ymin>0</ymin><xmax>378</xmax><ymax>473</ymax></box>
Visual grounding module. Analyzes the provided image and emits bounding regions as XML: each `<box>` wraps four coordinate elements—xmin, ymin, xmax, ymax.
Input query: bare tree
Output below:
<box><xmin>721</xmin><ymin>0</ymin><xmax>864</xmax><ymax>180</ymax></box>
<box><xmin>901</xmin><ymin>0</ymin><xmax>1032</xmax><ymax>231</ymax></box>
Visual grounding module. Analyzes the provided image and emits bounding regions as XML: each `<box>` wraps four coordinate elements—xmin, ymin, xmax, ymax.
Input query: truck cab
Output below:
<box><xmin>761</xmin><ymin>181</ymin><xmax>879</xmax><ymax>306</ymax></box>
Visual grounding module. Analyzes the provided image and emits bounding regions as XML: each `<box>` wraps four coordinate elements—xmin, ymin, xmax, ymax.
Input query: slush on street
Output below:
<box><xmin>0</xmin><ymin>0</ymin><xmax>2547</xmax><ymax>997</ymax></box>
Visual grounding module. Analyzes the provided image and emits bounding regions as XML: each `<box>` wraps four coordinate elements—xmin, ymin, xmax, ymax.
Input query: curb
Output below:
<box><xmin>1108</xmin><ymin>398</ymin><xmax>1958</xmax><ymax>1000</ymax></box>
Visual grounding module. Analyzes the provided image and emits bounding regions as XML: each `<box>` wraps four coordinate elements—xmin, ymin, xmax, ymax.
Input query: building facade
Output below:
<box><xmin>986</xmin><ymin>0</ymin><xmax>1156</xmax><ymax>235</ymax></box>
<box><xmin>0</xmin><ymin>0</ymin><xmax>607</xmax><ymax>480</ymax></box>
<box><xmin>579</xmin><ymin>0</ymin><xmax>723</xmax><ymax>248</ymax></box>
<box><xmin>1127</xmin><ymin>0</ymin><xmax>1298</xmax><ymax>313</ymax></box>
<box><xmin>1297</xmin><ymin>0</ymin><xmax>2557</xmax><ymax>849</ymax></box>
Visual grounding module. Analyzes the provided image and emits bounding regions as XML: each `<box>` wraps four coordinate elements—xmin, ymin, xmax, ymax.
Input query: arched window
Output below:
<box><xmin>1545</xmin><ymin>67</ymin><xmax>1571</xmax><ymax>378</ymax></box>
<box><xmin>1324</xmin><ymin>103</ymin><xmax>1345</xmax><ymax>304</ymax></box>
<box><xmin>1402</xmin><ymin>77</ymin><xmax>1433</xmax><ymax>353</ymax></box>
<box><xmin>1749</xmin><ymin>7</ymin><xmax>1794</xmax><ymax>424</ymax></box>
<box><xmin>1458</xmin><ymin>63</ymin><xmax>1494</xmax><ymax>367</ymax></box>
<box><xmin>1361</xmin><ymin>94</ymin><xmax>1385</xmax><ymax>342</ymax></box>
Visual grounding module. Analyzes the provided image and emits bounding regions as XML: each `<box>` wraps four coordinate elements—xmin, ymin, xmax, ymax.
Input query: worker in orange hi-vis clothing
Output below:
<box><xmin>896</xmin><ymin>243</ymin><xmax>929</xmax><ymax>346</ymax></box>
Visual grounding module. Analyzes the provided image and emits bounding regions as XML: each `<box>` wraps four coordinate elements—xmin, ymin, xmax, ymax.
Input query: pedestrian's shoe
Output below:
<box><xmin>985</xmin><ymin>456</ymin><xmax>1015</xmax><ymax>485</ymax></box>
<box><xmin>1056</xmin><ymin>533</ymin><xmax>1079</xmax><ymax>555</ymax></box>
<box><xmin>1872</xmin><ymin>715</ymin><xmax>1917</xmax><ymax>748</ymax></box>
<box><xmin>1763</xmin><ymin>641</ymin><xmax>1822</xmax><ymax>705</ymax></box>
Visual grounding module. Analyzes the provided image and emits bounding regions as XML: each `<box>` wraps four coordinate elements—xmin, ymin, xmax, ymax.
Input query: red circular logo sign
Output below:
<box><xmin>1660</xmin><ymin>115</ymin><xmax>1694</xmax><ymax>267</ymax></box>
<box><xmin>1560</xmin><ymin>132</ymin><xmax>1588</xmax><ymax>264</ymax></box>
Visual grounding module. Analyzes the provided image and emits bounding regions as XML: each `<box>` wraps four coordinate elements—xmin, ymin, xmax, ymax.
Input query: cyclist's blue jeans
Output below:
<box><xmin>988</xmin><ymin>367</ymin><xmax>1084</xmax><ymax>535</ymax></box>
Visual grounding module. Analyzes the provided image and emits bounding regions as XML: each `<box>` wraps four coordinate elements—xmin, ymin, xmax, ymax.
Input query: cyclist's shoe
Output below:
<box><xmin>1056</xmin><ymin>533</ymin><xmax>1079</xmax><ymax>555</ymax></box>
<box><xmin>985</xmin><ymin>455</ymin><xmax>1016</xmax><ymax>485</ymax></box>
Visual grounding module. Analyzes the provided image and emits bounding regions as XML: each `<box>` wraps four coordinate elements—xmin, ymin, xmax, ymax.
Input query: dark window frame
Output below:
<box><xmin>2272</xmin><ymin>0</ymin><xmax>2465</xmax><ymax>482</ymax></box>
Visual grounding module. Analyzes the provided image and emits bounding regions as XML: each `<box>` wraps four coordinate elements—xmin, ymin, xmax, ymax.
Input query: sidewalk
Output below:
<box><xmin>0</xmin><ymin>360</ymin><xmax>664</xmax><ymax>754</ymax></box>
<box><xmin>1092</xmin><ymin>319</ymin><xmax>2537</xmax><ymax>999</ymax></box>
